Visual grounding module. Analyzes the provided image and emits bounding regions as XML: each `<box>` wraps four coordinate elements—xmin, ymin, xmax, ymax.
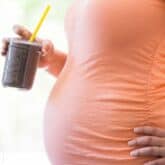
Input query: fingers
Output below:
<box><xmin>130</xmin><ymin>147</ymin><xmax>165</xmax><ymax>157</ymax></box>
<box><xmin>129</xmin><ymin>126</ymin><xmax>165</xmax><ymax>164</ymax></box>
<box><xmin>13</xmin><ymin>24</ymin><xmax>32</xmax><ymax>40</ymax></box>
<box><xmin>1</xmin><ymin>25</ymin><xmax>33</xmax><ymax>55</ymax></box>
<box><xmin>128</xmin><ymin>136</ymin><xmax>165</xmax><ymax>147</ymax></box>
<box><xmin>37</xmin><ymin>40</ymin><xmax>53</xmax><ymax>68</ymax></box>
<box><xmin>144</xmin><ymin>158</ymin><xmax>165</xmax><ymax>165</ymax></box>
<box><xmin>39</xmin><ymin>40</ymin><xmax>54</xmax><ymax>67</ymax></box>
<box><xmin>1</xmin><ymin>38</ymin><xmax>10</xmax><ymax>55</ymax></box>
<box><xmin>134</xmin><ymin>127</ymin><xmax>165</xmax><ymax>137</ymax></box>
<box><xmin>42</xmin><ymin>40</ymin><xmax>54</xmax><ymax>53</ymax></box>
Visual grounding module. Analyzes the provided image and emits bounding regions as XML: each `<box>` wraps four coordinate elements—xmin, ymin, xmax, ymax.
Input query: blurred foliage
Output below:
<box><xmin>17</xmin><ymin>0</ymin><xmax>73</xmax><ymax>26</ymax></box>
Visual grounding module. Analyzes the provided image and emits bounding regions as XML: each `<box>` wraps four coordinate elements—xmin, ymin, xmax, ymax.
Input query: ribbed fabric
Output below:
<box><xmin>44</xmin><ymin>0</ymin><xmax>165</xmax><ymax>164</ymax></box>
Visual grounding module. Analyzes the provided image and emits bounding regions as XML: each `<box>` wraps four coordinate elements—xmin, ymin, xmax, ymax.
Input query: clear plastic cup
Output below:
<box><xmin>2</xmin><ymin>39</ymin><xmax>42</xmax><ymax>90</ymax></box>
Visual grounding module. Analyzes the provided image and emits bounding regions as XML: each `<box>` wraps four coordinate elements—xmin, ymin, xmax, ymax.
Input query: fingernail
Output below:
<box><xmin>130</xmin><ymin>151</ymin><xmax>138</xmax><ymax>157</ymax></box>
<box><xmin>128</xmin><ymin>140</ymin><xmax>136</xmax><ymax>146</ymax></box>
<box><xmin>134</xmin><ymin>128</ymin><xmax>140</xmax><ymax>133</ymax></box>
<box><xmin>144</xmin><ymin>162</ymin><xmax>151</xmax><ymax>165</ymax></box>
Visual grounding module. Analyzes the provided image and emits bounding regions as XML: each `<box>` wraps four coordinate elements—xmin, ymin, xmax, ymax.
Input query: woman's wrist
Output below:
<box><xmin>45</xmin><ymin>49</ymin><xmax>67</xmax><ymax>77</ymax></box>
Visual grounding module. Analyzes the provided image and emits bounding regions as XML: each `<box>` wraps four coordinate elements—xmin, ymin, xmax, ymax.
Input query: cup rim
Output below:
<box><xmin>10</xmin><ymin>38</ymin><xmax>42</xmax><ymax>48</ymax></box>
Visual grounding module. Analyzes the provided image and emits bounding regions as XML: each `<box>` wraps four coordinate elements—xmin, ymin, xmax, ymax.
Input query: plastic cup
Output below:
<box><xmin>2</xmin><ymin>39</ymin><xmax>42</xmax><ymax>90</ymax></box>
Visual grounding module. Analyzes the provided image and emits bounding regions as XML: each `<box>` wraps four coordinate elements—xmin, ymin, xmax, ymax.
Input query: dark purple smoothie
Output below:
<box><xmin>2</xmin><ymin>39</ymin><xmax>42</xmax><ymax>90</ymax></box>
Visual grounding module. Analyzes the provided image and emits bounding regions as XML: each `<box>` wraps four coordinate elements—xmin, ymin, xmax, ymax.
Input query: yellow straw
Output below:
<box><xmin>29</xmin><ymin>4</ymin><xmax>51</xmax><ymax>42</ymax></box>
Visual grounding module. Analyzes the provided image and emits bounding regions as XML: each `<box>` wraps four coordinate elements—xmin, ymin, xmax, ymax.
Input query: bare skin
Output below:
<box><xmin>1</xmin><ymin>25</ymin><xmax>67</xmax><ymax>77</ymax></box>
<box><xmin>128</xmin><ymin>126</ymin><xmax>165</xmax><ymax>165</ymax></box>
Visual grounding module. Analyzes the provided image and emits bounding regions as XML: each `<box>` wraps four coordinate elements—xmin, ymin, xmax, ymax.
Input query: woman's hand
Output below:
<box><xmin>1</xmin><ymin>24</ymin><xmax>55</xmax><ymax>68</ymax></box>
<box><xmin>1</xmin><ymin>25</ymin><xmax>67</xmax><ymax>77</ymax></box>
<box><xmin>128</xmin><ymin>126</ymin><xmax>165</xmax><ymax>165</ymax></box>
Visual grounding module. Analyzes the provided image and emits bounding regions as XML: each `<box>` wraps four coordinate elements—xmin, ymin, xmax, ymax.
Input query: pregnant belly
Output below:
<box><xmin>43</xmin><ymin>69</ymin><xmax>161</xmax><ymax>165</ymax></box>
<box><xmin>43</xmin><ymin>0</ymin><xmax>165</xmax><ymax>163</ymax></box>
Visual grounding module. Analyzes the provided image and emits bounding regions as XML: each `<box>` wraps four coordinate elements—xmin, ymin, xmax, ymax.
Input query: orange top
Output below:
<box><xmin>44</xmin><ymin>0</ymin><xmax>165</xmax><ymax>164</ymax></box>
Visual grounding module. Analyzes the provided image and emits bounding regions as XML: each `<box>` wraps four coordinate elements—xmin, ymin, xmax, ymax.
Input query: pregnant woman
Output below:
<box><xmin>2</xmin><ymin>0</ymin><xmax>165</xmax><ymax>164</ymax></box>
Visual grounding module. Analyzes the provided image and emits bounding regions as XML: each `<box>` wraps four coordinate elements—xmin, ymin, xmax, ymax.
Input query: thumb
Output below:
<box><xmin>13</xmin><ymin>24</ymin><xmax>32</xmax><ymax>40</ymax></box>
